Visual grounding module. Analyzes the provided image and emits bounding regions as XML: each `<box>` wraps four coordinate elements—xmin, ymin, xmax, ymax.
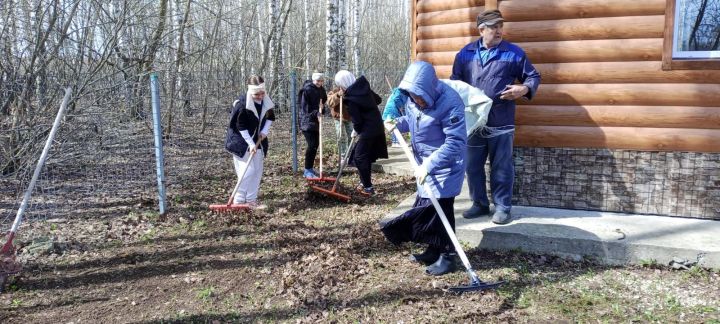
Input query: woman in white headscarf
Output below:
<box><xmin>333</xmin><ymin>70</ymin><xmax>388</xmax><ymax>196</ymax></box>
<box><xmin>224</xmin><ymin>75</ymin><xmax>276</xmax><ymax>209</ymax></box>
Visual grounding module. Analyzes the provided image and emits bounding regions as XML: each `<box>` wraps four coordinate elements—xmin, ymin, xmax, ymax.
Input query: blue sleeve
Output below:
<box><xmin>423</xmin><ymin>100</ymin><xmax>466</xmax><ymax>174</ymax></box>
<box><xmin>518</xmin><ymin>55</ymin><xmax>541</xmax><ymax>100</ymax></box>
<box><xmin>395</xmin><ymin>115</ymin><xmax>409</xmax><ymax>134</ymax></box>
<box><xmin>382</xmin><ymin>88</ymin><xmax>408</xmax><ymax>120</ymax></box>
<box><xmin>450</xmin><ymin>51</ymin><xmax>464</xmax><ymax>81</ymax></box>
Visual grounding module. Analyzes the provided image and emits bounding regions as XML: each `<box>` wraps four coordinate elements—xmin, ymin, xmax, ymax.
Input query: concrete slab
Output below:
<box><xmin>376</xmin><ymin>147</ymin><xmax>720</xmax><ymax>269</ymax></box>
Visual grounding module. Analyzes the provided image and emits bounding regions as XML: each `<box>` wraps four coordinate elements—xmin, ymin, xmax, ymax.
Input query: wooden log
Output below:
<box><xmin>417</xmin><ymin>0</ymin><xmax>484</xmax><ymax>13</ymax></box>
<box><xmin>530</xmin><ymin>84</ymin><xmax>720</xmax><ymax>107</ymax></box>
<box><xmin>418</xmin><ymin>15</ymin><xmax>664</xmax><ymax>41</ymax></box>
<box><xmin>516</xmin><ymin>105</ymin><xmax>720</xmax><ymax>129</ymax></box>
<box><xmin>416</xmin><ymin>36</ymin><xmax>475</xmax><ymax>52</ymax></box>
<box><xmin>514</xmin><ymin>126</ymin><xmax>720</xmax><ymax>152</ymax></box>
<box><xmin>535</xmin><ymin>62</ymin><xmax>720</xmax><ymax>84</ymax></box>
<box><xmin>416</xmin><ymin>38</ymin><xmax>663</xmax><ymax>64</ymax></box>
<box><xmin>427</xmin><ymin>62</ymin><xmax>720</xmax><ymax>85</ymax></box>
<box><xmin>499</xmin><ymin>0</ymin><xmax>666</xmax><ymax>22</ymax></box>
<box><xmin>417</xmin><ymin>6</ymin><xmax>484</xmax><ymax>26</ymax></box>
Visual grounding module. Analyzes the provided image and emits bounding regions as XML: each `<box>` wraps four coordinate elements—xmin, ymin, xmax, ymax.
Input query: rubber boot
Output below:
<box><xmin>409</xmin><ymin>246</ymin><xmax>440</xmax><ymax>266</ymax></box>
<box><xmin>425</xmin><ymin>253</ymin><xmax>458</xmax><ymax>276</ymax></box>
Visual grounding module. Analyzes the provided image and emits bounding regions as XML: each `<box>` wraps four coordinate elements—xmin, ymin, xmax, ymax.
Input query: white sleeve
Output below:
<box><xmin>260</xmin><ymin>120</ymin><xmax>272</xmax><ymax>136</ymax></box>
<box><xmin>240</xmin><ymin>130</ymin><xmax>255</xmax><ymax>148</ymax></box>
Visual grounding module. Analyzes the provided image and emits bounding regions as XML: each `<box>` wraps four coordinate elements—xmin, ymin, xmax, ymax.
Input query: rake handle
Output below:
<box><xmin>390</xmin><ymin>128</ymin><xmax>478</xmax><ymax>276</ymax></box>
<box><xmin>226</xmin><ymin>138</ymin><xmax>263</xmax><ymax>206</ymax></box>
<box><xmin>332</xmin><ymin>135</ymin><xmax>358</xmax><ymax>191</ymax></box>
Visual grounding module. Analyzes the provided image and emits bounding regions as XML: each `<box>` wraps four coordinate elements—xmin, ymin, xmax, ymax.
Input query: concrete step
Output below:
<box><xmin>375</xmin><ymin>147</ymin><xmax>720</xmax><ymax>268</ymax></box>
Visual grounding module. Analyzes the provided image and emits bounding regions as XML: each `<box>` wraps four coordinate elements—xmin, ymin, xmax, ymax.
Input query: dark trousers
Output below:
<box><xmin>381</xmin><ymin>196</ymin><xmax>456</xmax><ymax>252</ymax></box>
<box><xmin>353</xmin><ymin>137</ymin><xmax>373</xmax><ymax>188</ymax></box>
<box><xmin>303</xmin><ymin>130</ymin><xmax>319</xmax><ymax>170</ymax></box>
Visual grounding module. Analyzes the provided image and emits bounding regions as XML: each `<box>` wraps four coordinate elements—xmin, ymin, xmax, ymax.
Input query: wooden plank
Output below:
<box><xmin>499</xmin><ymin>0</ymin><xmax>666</xmax><ymax>22</ymax></box>
<box><xmin>417</xmin><ymin>6</ymin><xmax>484</xmax><ymax>26</ymax></box>
<box><xmin>516</xmin><ymin>105</ymin><xmax>720</xmax><ymax>129</ymax></box>
<box><xmin>535</xmin><ymin>62</ymin><xmax>720</xmax><ymax>84</ymax></box>
<box><xmin>515</xmin><ymin>126</ymin><xmax>720</xmax><ymax>152</ymax></box>
<box><xmin>418</xmin><ymin>15</ymin><xmax>664</xmax><ymax>41</ymax></box>
<box><xmin>416</xmin><ymin>38</ymin><xmax>663</xmax><ymax>64</ymax></box>
<box><xmin>530</xmin><ymin>84</ymin><xmax>720</xmax><ymax>107</ymax></box>
<box><xmin>662</xmin><ymin>0</ymin><xmax>674</xmax><ymax>70</ymax></box>
<box><xmin>427</xmin><ymin>62</ymin><xmax>720</xmax><ymax>85</ymax></box>
<box><xmin>417</xmin><ymin>0</ymin><xmax>483</xmax><ymax>13</ymax></box>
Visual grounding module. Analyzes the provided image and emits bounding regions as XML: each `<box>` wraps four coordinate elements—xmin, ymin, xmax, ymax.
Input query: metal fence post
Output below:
<box><xmin>290</xmin><ymin>70</ymin><xmax>298</xmax><ymax>173</ymax></box>
<box><xmin>150</xmin><ymin>73</ymin><xmax>167</xmax><ymax>215</ymax></box>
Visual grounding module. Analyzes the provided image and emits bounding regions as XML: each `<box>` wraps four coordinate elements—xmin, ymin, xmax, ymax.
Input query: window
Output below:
<box><xmin>673</xmin><ymin>0</ymin><xmax>720</xmax><ymax>58</ymax></box>
<box><xmin>663</xmin><ymin>0</ymin><xmax>720</xmax><ymax>69</ymax></box>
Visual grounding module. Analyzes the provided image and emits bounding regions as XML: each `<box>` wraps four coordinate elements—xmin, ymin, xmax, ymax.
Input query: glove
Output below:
<box><xmin>415</xmin><ymin>165</ymin><xmax>428</xmax><ymax>185</ymax></box>
<box><xmin>383</xmin><ymin>118</ymin><xmax>397</xmax><ymax>132</ymax></box>
<box><xmin>351</xmin><ymin>130</ymin><xmax>358</xmax><ymax>138</ymax></box>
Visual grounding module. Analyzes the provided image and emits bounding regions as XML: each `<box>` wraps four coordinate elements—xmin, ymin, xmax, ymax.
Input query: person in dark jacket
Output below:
<box><xmin>334</xmin><ymin>70</ymin><xmax>388</xmax><ymax>196</ymax></box>
<box><xmin>225</xmin><ymin>75</ymin><xmax>276</xmax><ymax>209</ymax></box>
<box><xmin>380</xmin><ymin>61</ymin><xmax>467</xmax><ymax>276</ymax></box>
<box><xmin>298</xmin><ymin>72</ymin><xmax>328</xmax><ymax>179</ymax></box>
<box><xmin>451</xmin><ymin>9</ymin><xmax>541</xmax><ymax>224</ymax></box>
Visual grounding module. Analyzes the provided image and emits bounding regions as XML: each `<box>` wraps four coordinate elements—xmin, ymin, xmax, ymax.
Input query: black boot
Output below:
<box><xmin>425</xmin><ymin>253</ymin><xmax>458</xmax><ymax>276</ymax></box>
<box><xmin>409</xmin><ymin>246</ymin><xmax>440</xmax><ymax>266</ymax></box>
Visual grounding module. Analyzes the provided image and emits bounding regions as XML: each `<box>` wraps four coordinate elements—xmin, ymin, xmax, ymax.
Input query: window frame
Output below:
<box><xmin>663</xmin><ymin>0</ymin><xmax>720</xmax><ymax>70</ymax></box>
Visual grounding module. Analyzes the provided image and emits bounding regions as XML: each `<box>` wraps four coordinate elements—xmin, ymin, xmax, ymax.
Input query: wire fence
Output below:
<box><xmin>0</xmin><ymin>67</ymin><xmax>408</xmax><ymax>233</ymax></box>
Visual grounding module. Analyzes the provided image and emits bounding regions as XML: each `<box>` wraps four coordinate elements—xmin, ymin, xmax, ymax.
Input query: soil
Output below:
<box><xmin>1</xmin><ymin>119</ymin><xmax>718</xmax><ymax>323</ymax></box>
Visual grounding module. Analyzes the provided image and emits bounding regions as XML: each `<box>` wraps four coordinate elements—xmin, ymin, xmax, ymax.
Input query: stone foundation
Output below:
<box><xmin>512</xmin><ymin>148</ymin><xmax>720</xmax><ymax>219</ymax></box>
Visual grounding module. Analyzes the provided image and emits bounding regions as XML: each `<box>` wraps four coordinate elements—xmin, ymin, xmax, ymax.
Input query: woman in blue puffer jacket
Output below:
<box><xmin>380</xmin><ymin>61</ymin><xmax>467</xmax><ymax>276</ymax></box>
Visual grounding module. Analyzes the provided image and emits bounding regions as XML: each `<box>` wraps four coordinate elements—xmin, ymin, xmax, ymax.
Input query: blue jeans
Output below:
<box><xmin>466</xmin><ymin>131</ymin><xmax>514</xmax><ymax>212</ymax></box>
<box><xmin>334</xmin><ymin>119</ymin><xmax>353</xmax><ymax>156</ymax></box>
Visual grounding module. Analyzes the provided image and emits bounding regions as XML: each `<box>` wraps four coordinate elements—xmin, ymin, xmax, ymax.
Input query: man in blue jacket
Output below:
<box><xmin>451</xmin><ymin>9</ymin><xmax>541</xmax><ymax>224</ymax></box>
<box><xmin>381</xmin><ymin>61</ymin><xmax>467</xmax><ymax>276</ymax></box>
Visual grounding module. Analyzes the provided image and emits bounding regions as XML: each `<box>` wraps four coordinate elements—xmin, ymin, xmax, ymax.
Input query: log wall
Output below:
<box><xmin>412</xmin><ymin>0</ymin><xmax>720</xmax><ymax>153</ymax></box>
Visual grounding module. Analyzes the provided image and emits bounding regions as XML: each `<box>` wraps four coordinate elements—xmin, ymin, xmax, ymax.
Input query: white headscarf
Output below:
<box><xmin>334</xmin><ymin>70</ymin><xmax>356</xmax><ymax>89</ymax></box>
<box><xmin>245</xmin><ymin>83</ymin><xmax>274</xmax><ymax>119</ymax></box>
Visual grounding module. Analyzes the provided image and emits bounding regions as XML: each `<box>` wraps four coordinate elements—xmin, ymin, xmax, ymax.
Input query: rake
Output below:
<box><xmin>390</xmin><ymin>126</ymin><xmax>505</xmax><ymax>293</ymax></box>
<box><xmin>306</xmin><ymin>101</ymin><xmax>336</xmax><ymax>185</ymax></box>
<box><xmin>309</xmin><ymin>135</ymin><xmax>358</xmax><ymax>202</ymax></box>
<box><xmin>209</xmin><ymin>139</ymin><xmax>263</xmax><ymax>213</ymax></box>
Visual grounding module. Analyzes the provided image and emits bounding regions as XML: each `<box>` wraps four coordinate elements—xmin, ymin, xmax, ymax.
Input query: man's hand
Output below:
<box><xmin>383</xmin><ymin>119</ymin><xmax>397</xmax><ymax>132</ymax></box>
<box><xmin>499</xmin><ymin>84</ymin><xmax>529</xmax><ymax>100</ymax></box>
<box><xmin>249</xmin><ymin>145</ymin><xmax>257</xmax><ymax>154</ymax></box>
<box><xmin>351</xmin><ymin>129</ymin><xmax>358</xmax><ymax>138</ymax></box>
<box><xmin>415</xmin><ymin>166</ymin><xmax>428</xmax><ymax>185</ymax></box>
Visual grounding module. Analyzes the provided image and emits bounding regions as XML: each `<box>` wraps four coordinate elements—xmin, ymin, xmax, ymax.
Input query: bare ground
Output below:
<box><xmin>1</xmin><ymin>120</ymin><xmax>719</xmax><ymax>323</ymax></box>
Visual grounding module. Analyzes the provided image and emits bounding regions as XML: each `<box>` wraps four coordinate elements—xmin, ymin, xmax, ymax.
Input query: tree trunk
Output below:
<box><xmin>325</xmin><ymin>0</ymin><xmax>339</xmax><ymax>83</ymax></box>
<box><xmin>352</xmin><ymin>0</ymin><xmax>361</xmax><ymax>76</ymax></box>
<box><xmin>304</xmin><ymin>0</ymin><xmax>311</xmax><ymax>79</ymax></box>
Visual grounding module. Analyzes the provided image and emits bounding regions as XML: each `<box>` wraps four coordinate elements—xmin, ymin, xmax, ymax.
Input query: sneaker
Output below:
<box><xmin>425</xmin><ymin>253</ymin><xmax>458</xmax><ymax>276</ymax></box>
<box><xmin>462</xmin><ymin>203</ymin><xmax>490</xmax><ymax>219</ymax></box>
<box><xmin>391</xmin><ymin>142</ymin><xmax>401</xmax><ymax>148</ymax></box>
<box><xmin>356</xmin><ymin>185</ymin><xmax>375</xmax><ymax>197</ymax></box>
<box><xmin>491</xmin><ymin>210</ymin><xmax>512</xmax><ymax>225</ymax></box>
<box><xmin>303</xmin><ymin>169</ymin><xmax>319</xmax><ymax>179</ymax></box>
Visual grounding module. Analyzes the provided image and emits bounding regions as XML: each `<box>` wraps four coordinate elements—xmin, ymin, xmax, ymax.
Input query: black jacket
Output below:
<box><xmin>298</xmin><ymin>80</ymin><xmax>327</xmax><ymax>132</ymax></box>
<box><xmin>225</xmin><ymin>96</ymin><xmax>275</xmax><ymax>157</ymax></box>
<box><xmin>344</xmin><ymin>76</ymin><xmax>384</xmax><ymax>138</ymax></box>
